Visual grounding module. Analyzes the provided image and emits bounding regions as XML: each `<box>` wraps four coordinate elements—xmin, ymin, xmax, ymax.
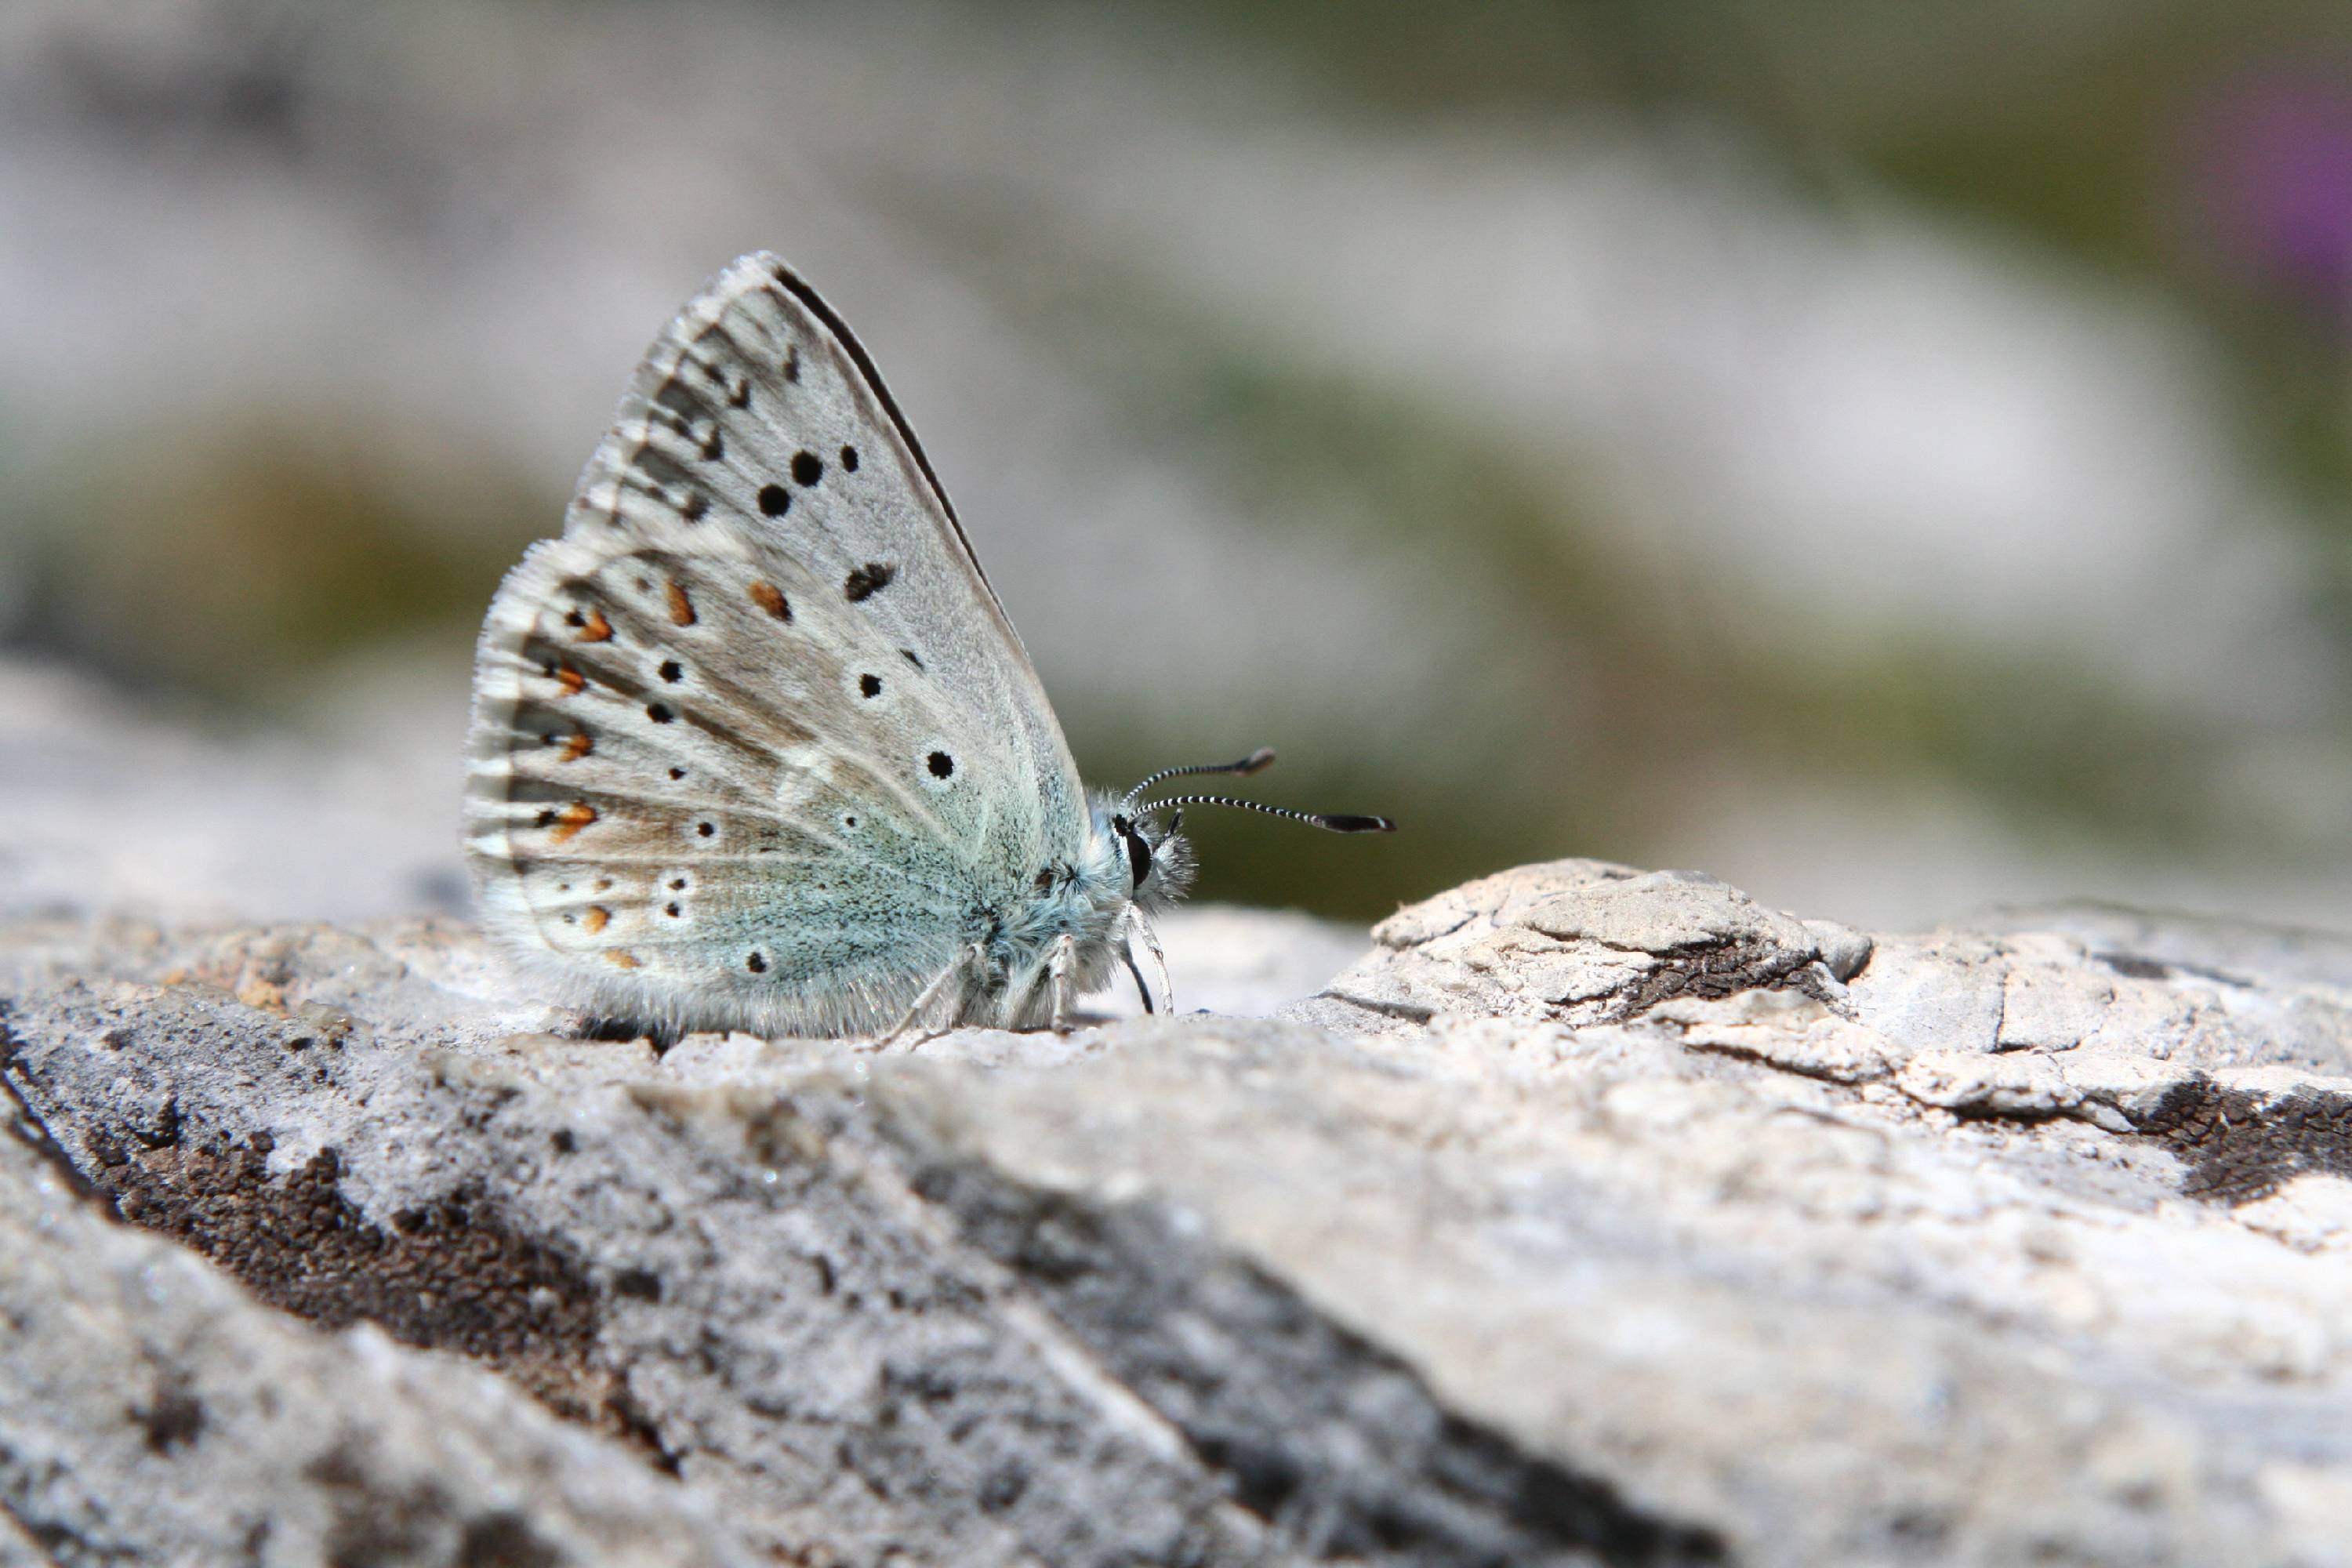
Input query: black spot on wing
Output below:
<box><xmin>844</xmin><ymin>562</ymin><xmax>896</xmax><ymax>601</ymax></box>
<box><xmin>791</xmin><ymin>449</ymin><xmax>824</xmax><ymax>486</ymax></box>
<box><xmin>758</xmin><ymin>484</ymin><xmax>790</xmax><ymax>517</ymax></box>
<box><xmin>927</xmin><ymin>751</ymin><xmax>955</xmax><ymax>779</ymax></box>
<box><xmin>859</xmin><ymin>673</ymin><xmax>883</xmax><ymax>699</ymax></box>
<box><xmin>840</xmin><ymin>445</ymin><xmax>860</xmax><ymax>472</ymax></box>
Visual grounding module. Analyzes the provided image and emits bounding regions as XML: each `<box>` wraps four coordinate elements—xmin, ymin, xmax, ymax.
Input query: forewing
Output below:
<box><xmin>465</xmin><ymin>253</ymin><xmax>1085</xmax><ymax>1031</ymax></box>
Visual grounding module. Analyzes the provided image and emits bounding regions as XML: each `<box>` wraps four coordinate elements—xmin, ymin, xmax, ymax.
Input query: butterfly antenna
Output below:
<box><xmin>1139</xmin><ymin>794</ymin><xmax>1396</xmax><ymax>833</ymax></box>
<box><xmin>1120</xmin><ymin>748</ymin><xmax>1277</xmax><ymax>811</ymax></box>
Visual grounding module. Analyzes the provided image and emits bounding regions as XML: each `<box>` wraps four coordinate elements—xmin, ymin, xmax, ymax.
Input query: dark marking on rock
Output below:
<box><xmin>791</xmin><ymin>449</ymin><xmax>823</xmax><ymax>486</ymax></box>
<box><xmin>844</xmin><ymin>562</ymin><xmax>896</xmax><ymax>601</ymax></box>
<box><xmin>611</xmin><ymin>1267</ymin><xmax>662</xmax><ymax>1303</ymax></box>
<box><xmin>133</xmin><ymin>1374</ymin><xmax>205</xmax><ymax>1454</ymax></box>
<box><xmin>456</xmin><ymin>1512</ymin><xmax>562</xmax><ymax>1568</ymax></box>
<box><xmin>2129</xmin><ymin>1074</ymin><xmax>2352</xmax><ymax>1204</ymax></box>
<box><xmin>758</xmin><ymin>483</ymin><xmax>790</xmax><ymax>517</ymax></box>
<box><xmin>911</xmin><ymin>1176</ymin><xmax>1730</xmax><ymax>1568</ymax></box>
<box><xmin>1612</xmin><ymin>939</ymin><xmax>1825</xmax><ymax>1023</ymax></box>
<box><xmin>978</xmin><ymin>1458</ymin><xmax>1029</xmax><ymax>1514</ymax></box>
<box><xmin>575</xmin><ymin>1015</ymin><xmax>680</xmax><ymax>1053</ymax></box>
<box><xmin>75</xmin><ymin>1129</ymin><xmax>611</xmax><ymax>1431</ymax></box>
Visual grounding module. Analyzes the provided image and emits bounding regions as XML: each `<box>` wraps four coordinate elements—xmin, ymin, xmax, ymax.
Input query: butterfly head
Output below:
<box><xmin>1096</xmin><ymin>747</ymin><xmax>1394</xmax><ymax>915</ymax></box>
<box><xmin>1104</xmin><ymin>807</ymin><xmax>1196</xmax><ymax>911</ymax></box>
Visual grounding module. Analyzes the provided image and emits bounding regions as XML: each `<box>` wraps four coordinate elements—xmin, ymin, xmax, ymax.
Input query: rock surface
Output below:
<box><xmin>7</xmin><ymin>850</ymin><xmax>2352</xmax><ymax>1564</ymax></box>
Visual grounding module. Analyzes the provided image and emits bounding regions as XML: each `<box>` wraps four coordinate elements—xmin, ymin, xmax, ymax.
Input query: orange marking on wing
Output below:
<box><xmin>607</xmin><ymin>950</ymin><xmax>641</xmax><ymax>970</ymax></box>
<box><xmin>561</xmin><ymin>731</ymin><xmax>593</xmax><ymax>762</ymax></box>
<box><xmin>582</xmin><ymin>906</ymin><xmax>610</xmax><ymax>934</ymax></box>
<box><xmin>556</xmin><ymin>663</ymin><xmax>586</xmax><ymax>696</ymax></box>
<box><xmin>550</xmin><ymin>802</ymin><xmax>597</xmax><ymax>843</ymax></box>
<box><xmin>666</xmin><ymin>580</ymin><xmax>697</xmax><ymax>626</ymax></box>
<box><xmin>575</xmin><ymin>608</ymin><xmax>613</xmax><ymax>642</ymax></box>
<box><xmin>749</xmin><ymin>580</ymin><xmax>789</xmax><ymax>619</ymax></box>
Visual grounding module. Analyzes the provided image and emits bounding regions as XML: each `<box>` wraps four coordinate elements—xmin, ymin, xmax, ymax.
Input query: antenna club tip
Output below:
<box><xmin>1316</xmin><ymin>814</ymin><xmax>1397</xmax><ymax>833</ymax></box>
<box><xmin>1240</xmin><ymin>747</ymin><xmax>1277</xmax><ymax>773</ymax></box>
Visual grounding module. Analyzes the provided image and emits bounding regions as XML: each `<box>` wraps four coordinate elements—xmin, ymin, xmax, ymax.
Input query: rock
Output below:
<box><xmin>9</xmin><ymin>851</ymin><xmax>2352</xmax><ymax>1563</ymax></box>
<box><xmin>0</xmin><ymin>1082</ymin><xmax>754</xmax><ymax>1567</ymax></box>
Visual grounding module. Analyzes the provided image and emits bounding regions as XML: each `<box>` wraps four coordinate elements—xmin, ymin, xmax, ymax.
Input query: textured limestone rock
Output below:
<box><xmin>6</xmin><ymin>858</ymin><xmax>2352</xmax><ymax>1566</ymax></box>
<box><xmin>0</xmin><ymin>1076</ymin><xmax>753</xmax><ymax>1567</ymax></box>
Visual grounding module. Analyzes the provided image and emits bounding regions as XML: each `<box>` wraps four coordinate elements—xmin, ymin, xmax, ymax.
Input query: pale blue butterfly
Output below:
<box><xmin>464</xmin><ymin>253</ymin><xmax>1391</xmax><ymax>1040</ymax></box>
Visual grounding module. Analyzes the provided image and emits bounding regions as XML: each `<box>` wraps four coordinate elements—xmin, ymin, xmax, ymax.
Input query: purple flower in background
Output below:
<box><xmin>2182</xmin><ymin>64</ymin><xmax>2352</xmax><ymax>316</ymax></box>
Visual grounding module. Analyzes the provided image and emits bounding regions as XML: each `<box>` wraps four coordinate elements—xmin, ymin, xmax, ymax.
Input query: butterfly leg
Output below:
<box><xmin>1124</xmin><ymin>906</ymin><xmax>1174</xmax><ymax>1014</ymax></box>
<box><xmin>869</xmin><ymin>942</ymin><xmax>985</xmax><ymax>1051</ymax></box>
<box><xmin>1047</xmin><ymin>934</ymin><xmax>1080</xmax><ymax>1033</ymax></box>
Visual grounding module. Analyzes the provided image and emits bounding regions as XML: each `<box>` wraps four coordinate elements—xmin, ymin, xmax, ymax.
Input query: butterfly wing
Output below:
<box><xmin>464</xmin><ymin>253</ymin><xmax>1090</xmax><ymax>1034</ymax></box>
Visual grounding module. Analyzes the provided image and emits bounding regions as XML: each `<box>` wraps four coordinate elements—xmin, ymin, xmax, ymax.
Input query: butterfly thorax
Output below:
<box><xmin>950</xmin><ymin>794</ymin><xmax>1188</xmax><ymax>1025</ymax></box>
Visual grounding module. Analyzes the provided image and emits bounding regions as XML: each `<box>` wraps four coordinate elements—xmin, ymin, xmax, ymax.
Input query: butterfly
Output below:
<box><xmin>463</xmin><ymin>252</ymin><xmax>1392</xmax><ymax>1040</ymax></box>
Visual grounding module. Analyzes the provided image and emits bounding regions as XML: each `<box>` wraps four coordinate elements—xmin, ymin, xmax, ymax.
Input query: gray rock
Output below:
<box><xmin>8</xmin><ymin>860</ymin><xmax>2352</xmax><ymax>1565</ymax></box>
<box><xmin>0</xmin><ymin>1081</ymin><xmax>754</xmax><ymax>1567</ymax></box>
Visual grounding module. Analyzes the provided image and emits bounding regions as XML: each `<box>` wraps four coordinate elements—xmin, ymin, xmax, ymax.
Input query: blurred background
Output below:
<box><xmin>5</xmin><ymin>0</ymin><xmax>2352</xmax><ymax>934</ymax></box>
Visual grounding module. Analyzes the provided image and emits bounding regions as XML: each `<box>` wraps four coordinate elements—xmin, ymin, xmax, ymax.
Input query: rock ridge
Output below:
<box><xmin>5</xmin><ymin>858</ymin><xmax>2352</xmax><ymax>1565</ymax></box>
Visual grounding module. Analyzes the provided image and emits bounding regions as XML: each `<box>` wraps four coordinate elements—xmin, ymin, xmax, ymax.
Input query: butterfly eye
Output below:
<box><xmin>1111</xmin><ymin>814</ymin><xmax>1152</xmax><ymax>890</ymax></box>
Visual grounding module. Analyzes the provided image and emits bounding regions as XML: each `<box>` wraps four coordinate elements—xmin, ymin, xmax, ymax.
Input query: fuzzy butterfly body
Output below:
<box><xmin>466</xmin><ymin>252</ymin><xmax>1385</xmax><ymax>1038</ymax></box>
